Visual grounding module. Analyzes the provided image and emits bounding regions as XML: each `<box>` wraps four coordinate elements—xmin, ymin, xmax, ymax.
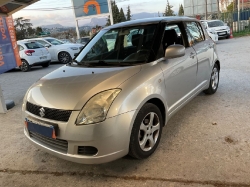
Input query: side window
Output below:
<box><xmin>35</xmin><ymin>40</ymin><xmax>48</xmax><ymax>46</ymax></box>
<box><xmin>162</xmin><ymin>23</ymin><xmax>184</xmax><ymax>50</ymax></box>
<box><xmin>186</xmin><ymin>22</ymin><xmax>204</xmax><ymax>44</ymax></box>
<box><xmin>126</xmin><ymin>29</ymin><xmax>144</xmax><ymax>47</ymax></box>
<box><xmin>18</xmin><ymin>45</ymin><xmax>24</xmax><ymax>51</ymax></box>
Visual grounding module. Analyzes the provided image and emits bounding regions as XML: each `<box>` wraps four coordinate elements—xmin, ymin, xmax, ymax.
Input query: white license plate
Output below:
<box><xmin>40</xmin><ymin>56</ymin><xmax>47</xmax><ymax>59</ymax></box>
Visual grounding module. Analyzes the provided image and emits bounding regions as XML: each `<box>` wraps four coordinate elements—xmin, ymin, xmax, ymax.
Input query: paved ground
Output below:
<box><xmin>1</xmin><ymin>37</ymin><xmax>250</xmax><ymax>187</ymax></box>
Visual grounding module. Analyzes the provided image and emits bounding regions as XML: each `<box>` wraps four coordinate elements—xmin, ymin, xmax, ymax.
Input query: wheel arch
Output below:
<box><xmin>146</xmin><ymin>98</ymin><xmax>166</xmax><ymax>127</ymax></box>
<box><xmin>215</xmin><ymin>60</ymin><xmax>220</xmax><ymax>71</ymax></box>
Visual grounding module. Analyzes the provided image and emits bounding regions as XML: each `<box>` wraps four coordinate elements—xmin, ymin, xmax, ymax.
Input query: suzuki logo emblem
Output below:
<box><xmin>39</xmin><ymin>107</ymin><xmax>45</xmax><ymax>118</ymax></box>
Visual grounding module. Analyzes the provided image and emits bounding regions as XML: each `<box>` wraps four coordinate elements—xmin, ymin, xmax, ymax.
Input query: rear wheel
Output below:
<box><xmin>42</xmin><ymin>61</ymin><xmax>50</xmax><ymax>68</ymax></box>
<box><xmin>204</xmin><ymin>64</ymin><xmax>220</xmax><ymax>95</ymax></box>
<box><xmin>129</xmin><ymin>103</ymin><xmax>163</xmax><ymax>159</ymax></box>
<box><xmin>58</xmin><ymin>52</ymin><xmax>71</xmax><ymax>64</ymax></box>
<box><xmin>20</xmin><ymin>60</ymin><xmax>30</xmax><ymax>72</ymax></box>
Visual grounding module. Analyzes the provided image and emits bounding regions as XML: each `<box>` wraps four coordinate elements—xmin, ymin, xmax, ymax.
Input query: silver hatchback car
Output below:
<box><xmin>22</xmin><ymin>17</ymin><xmax>220</xmax><ymax>164</ymax></box>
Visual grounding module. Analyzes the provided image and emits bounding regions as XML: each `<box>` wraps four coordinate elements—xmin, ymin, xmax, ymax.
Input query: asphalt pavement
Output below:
<box><xmin>1</xmin><ymin>37</ymin><xmax>250</xmax><ymax>187</ymax></box>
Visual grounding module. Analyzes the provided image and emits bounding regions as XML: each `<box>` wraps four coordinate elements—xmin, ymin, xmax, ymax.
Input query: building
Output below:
<box><xmin>184</xmin><ymin>0</ymin><xmax>219</xmax><ymax>17</ymax></box>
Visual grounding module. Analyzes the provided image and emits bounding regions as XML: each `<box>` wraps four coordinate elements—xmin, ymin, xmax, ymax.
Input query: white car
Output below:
<box><xmin>25</xmin><ymin>37</ymin><xmax>83</xmax><ymax>64</ymax></box>
<box><xmin>17</xmin><ymin>40</ymin><xmax>51</xmax><ymax>72</ymax></box>
<box><xmin>206</xmin><ymin>28</ymin><xmax>218</xmax><ymax>42</ymax></box>
<box><xmin>201</xmin><ymin>20</ymin><xmax>230</xmax><ymax>39</ymax></box>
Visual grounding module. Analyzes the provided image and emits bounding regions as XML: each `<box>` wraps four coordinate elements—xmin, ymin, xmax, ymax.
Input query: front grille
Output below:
<box><xmin>29</xmin><ymin>131</ymin><xmax>68</xmax><ymax>153</ymax></box>
<box><xmin>26</xmin><ymin>102</ymin><xmax>72</xmax><ymax>122</ymax></box>
<box><xmin>78</xmin><ymin>146</ymin><xmax>98</xmax><ymax>156</ymax></box>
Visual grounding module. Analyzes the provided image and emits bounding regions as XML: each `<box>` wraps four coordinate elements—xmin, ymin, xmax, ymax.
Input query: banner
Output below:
<box><xmin>72</xmin><ymin>0</ymin><xmax>109</xmax><ymax>18</ymax></box>
<box><xmin>0</xmin><ymin>16</ymin><xmax>21</xmax><ymax>74</ymax></box>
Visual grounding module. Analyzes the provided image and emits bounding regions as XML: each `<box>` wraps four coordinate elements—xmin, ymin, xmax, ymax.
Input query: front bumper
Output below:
<box><xmin>23</xmin><ymin>110</ymin><xmax>136</xmax><ymax>164</ymax></box>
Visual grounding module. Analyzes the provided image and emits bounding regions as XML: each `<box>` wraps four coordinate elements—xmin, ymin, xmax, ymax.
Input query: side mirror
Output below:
<box><xmin>224</xmin><ymin>23</ymin><xmax>228</xmax><ymax>26</ymax></box>
<box><xmin>44</xmin><ymin>44</ymin><xmax>51</xmax><ymax>48</ymax></box>
<box><xmin>165</xmin><ymin>44</ymin><xmax>185</xmax><ymax>59</ymax></box>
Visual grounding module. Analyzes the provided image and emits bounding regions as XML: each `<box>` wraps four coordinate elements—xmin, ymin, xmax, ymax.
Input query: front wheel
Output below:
<box><xmin>58</xmin><ymin>52</ymin><xmax>71</xmax><ymax>64</ymax></box>
<box><xmin>129</xmin><ymin>103</ymin><xmax>163</xmax><ymax>159</ymax></box>
<box><xmin>204</xmin><ymin>64</ymin><xmax>220</xmax><ymax>95</ymax></box>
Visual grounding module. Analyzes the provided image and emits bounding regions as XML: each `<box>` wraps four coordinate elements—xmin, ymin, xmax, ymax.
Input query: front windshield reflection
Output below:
<box><xmin>45</xmin><ymin>38</ymin><xmax>64</xmax><ymax>45</ymax></box>
<box><xmin>77</xmin><ymin>24</ymin><xmax>157</xmax><ymax>66</ymax></box>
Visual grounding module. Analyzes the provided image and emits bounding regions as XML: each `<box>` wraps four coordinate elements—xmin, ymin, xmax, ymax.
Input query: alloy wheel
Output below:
<box><xmin>138</xmin><ymin>112</ymin><xmax>160</xmax><ymax>152</ymax></box>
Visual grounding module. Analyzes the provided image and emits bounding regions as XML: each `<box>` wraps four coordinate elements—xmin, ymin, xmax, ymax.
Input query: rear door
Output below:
<box><xmin>185</xmin><ymin>21</ymin><xmax>213</xmax><ymax>87</ymax></box>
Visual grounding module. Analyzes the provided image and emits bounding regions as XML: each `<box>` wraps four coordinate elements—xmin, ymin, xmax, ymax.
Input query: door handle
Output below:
<box><xmin>190</xmin><ymin>52</ymin><xmax>196</xmax><ymax>59</ymax></box>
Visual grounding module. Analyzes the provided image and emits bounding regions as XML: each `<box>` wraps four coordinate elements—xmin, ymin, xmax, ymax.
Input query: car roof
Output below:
<box><xmin>104</xmin><ymin>16</ymin><xmax>198</xmax><ymax>30</ymax></box>
<box><xmin>201</xmin><ymin>20</ymin><xmax>222</xmax><ymax>22</ymax></box>
<box><xmin>17</xmin><ymin>40</ymin><xmax>39</xmax><ymax>44</ymax></box>
<box><xmin>23</xmin><ymin>37</ymin><xmax>55</xmax><ymax>40</ymax></box>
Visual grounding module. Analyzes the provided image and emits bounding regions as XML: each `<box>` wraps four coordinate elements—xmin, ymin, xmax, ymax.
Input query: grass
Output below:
<box><xmin>233</xmin><ymin>29</ymin><xmax>250</xmax><ymax>37</ymax></box>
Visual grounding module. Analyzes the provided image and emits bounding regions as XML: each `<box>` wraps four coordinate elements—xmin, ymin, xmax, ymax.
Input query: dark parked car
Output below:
<box><xmin>76</xmin><ymin>37</ymin><xmax>90</xmax><ymax>45</ymax></box>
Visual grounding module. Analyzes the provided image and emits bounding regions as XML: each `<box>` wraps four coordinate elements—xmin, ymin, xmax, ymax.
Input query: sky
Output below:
<box><xmin>13</xmin><ymin>0</ymin><xmax>184</xmax><ymax>27</ymax></box>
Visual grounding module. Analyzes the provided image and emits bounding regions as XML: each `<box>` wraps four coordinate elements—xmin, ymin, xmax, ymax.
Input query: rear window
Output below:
<box><xmin>25</xmin><ymin>42</ymin><xmax>44</xmax><ymax>49</ymax></box>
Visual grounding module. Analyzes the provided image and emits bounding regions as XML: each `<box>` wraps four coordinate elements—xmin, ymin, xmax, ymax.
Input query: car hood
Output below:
<box><xmin>26</xmin><ymin>65</ymin><xmax>141</xmax><ymax>110</ymax></box>
<box><xmin>61</xmin><ymin>43</ymin><xmax>83</xmax><ymax>47</ymax></box>
<box><xmin>211</xmin><ymin>26</ymin><xmax>229</xmax><ymax>31</ymax></box>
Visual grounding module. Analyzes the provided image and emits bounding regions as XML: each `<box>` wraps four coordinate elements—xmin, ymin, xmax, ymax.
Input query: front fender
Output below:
<box><xmin>107</xmin><ymin>61</ymin><xmax>168</xmax><ymax>120</ymax></box>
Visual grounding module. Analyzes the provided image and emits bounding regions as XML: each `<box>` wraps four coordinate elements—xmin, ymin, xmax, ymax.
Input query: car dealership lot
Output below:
<box><xmin>1</xmin><ymin>37</ymin><xmax>250</xmax><ymax>186</ymax></box>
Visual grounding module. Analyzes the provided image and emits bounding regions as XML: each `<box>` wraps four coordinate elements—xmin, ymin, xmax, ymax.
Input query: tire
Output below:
<box><xmin>203</xmin><ymin>64</ymin><xmax>220</xmax><ymax>95</ymax></box>
<box><xmin>129</xmin><ymin>103</ymin><xmax>163</xmax><ymax>159</ymax></box>
<box><xmin>58</xmin><ymin>52</ymin><xmax>71</xmax><ymax>64</ymax></box>
<box><xmin>20</xmin><ymin>60</ymin><xmax>31</xmax><ymax>72</ymax></box>
<box><xmin>42</xmin><ymin>61</ymin><xmax>50</xmax><ymax>68</ymax></box>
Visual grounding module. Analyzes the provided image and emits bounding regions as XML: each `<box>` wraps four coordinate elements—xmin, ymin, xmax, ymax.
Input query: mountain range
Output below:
<box><xmin>41</xmin><ymin>12</ymin><xmax>163</xmax><ymax>29</ymax></box>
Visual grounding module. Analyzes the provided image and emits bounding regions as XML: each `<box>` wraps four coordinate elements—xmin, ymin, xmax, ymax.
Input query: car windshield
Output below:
<box><xmin>45</xmin><ymin>38</ymin><xmax>64</xmax><ymax>45</ymax></box>
<box><xmin>81</xmin><ymin>38</ymin><xmax>90</xmax><ymax>42</ymax></box>
<box><xmin>75</xmin><ymin>24</ymin><xmax>157</xmax><ymax>67</ymax></box>
<box><xmin>207</xmin><ymin>21</ymin><xmax>224</xmax><ymax>28</ymax></box>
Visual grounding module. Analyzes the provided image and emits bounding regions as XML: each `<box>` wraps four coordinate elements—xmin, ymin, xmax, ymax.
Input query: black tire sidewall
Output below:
<box><xmin>129</xmin><ymin>103</ymin><xmax>163</xmax><ymax>159</ymax></box>
<box><xmin>58</xmin><ymin>52</ymin><xmax>71</xmax><ymax>64</ymax></box>
<box><xmin>20</xmin><ymin>60</ymin><xmax>30</xmax><ymax>72</ymax></box>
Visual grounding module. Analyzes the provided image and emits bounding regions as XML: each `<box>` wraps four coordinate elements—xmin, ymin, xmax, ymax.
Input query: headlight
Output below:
<box><xmin>76</xmin><ymin>89</ymin><xmax>121</xmax><ymax>125</ymax></box>
<box><xmin>70</xmin><ymin>47</ymin><xmax>78</xmax><ymax>50</ymax></box>
<box><xmin>209</xmin><ymin>31</ymin><xmax>216</xmax><ymax>35</ymax></box>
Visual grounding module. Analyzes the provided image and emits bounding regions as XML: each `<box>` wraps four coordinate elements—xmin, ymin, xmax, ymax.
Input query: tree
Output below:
<box><xmin>126</xmin><ymin>5</ymin><xmax>132</xmax><ymax>21</ymax></box>
<box><xmin>119</xmin><ymin>8</ymin><xmax>126</xmax><ymax>22</ymax></box>
<box><xmin>105</xmin><ymin>1</ymin><xmax>130</xmax><ymax>26</ymax></box>
<box><xmin>164</xmin><ymin>0</ymin><xmax>175</xmax><ymax>16</ymax></box>
<box><xmin>112</xmin><ymin>1</ymin><xmax>120</xmax><ymax>24</ymax></box>
<box><xmin>178</xmin><ymin>4</ymin><xmax>184</xmax><ymax>16</ymax></box>
<box><xmin>27</xmin><ymin>27</ymin><xmax>35</xmax><ymax>36</ymax></box>
<box><xmin>35</xmin><ymin>27</ymin><xmax>43</xmax><ymax>35</ymax></box>
<box><xmin>226</xmin><ymin>2</ymin><xmax>234</xmax><ymax>12</ymax></box>
<box><xmin>14</xmin><ymin>17</ymin><xmax>33</xmax><ymax>39</ymax></box>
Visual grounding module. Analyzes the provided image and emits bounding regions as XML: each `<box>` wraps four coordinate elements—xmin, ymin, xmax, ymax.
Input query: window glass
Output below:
<box><xmin>35</xmin><ymin>40</ymin><xmax>48</xmax><ymax>46</ymax></box>
<box><xmin>77</xmin><ymin>24</ymin><xmax>157</xmax><ymax>65</ymax></box>
<box><xmin>162</xmin><ymin>24</ymin><xmax>184</xmax><ymax>50</ymax></box>
<box><xmin>18</xmin><ymin>45</ymin><xmax>24</xmax><ymax>51</ymax></box>
<box><xmin>25</xmin><ymin>42</ymin><xmax>44</xmax><ymax>49</ymax></box>
<box><xmin>207</xmin><ymin>20</ymin><xmax>224</xmax><ymax>27</ymax></box>
<box><xmin>45</xmin><ymin>38</ymin><xmax>64</xmax><ymax>45</ymax></box>
<box><xmin>186</xmin><ymin>22</ymin><xmax>204</xmax><ymax>44</ymax></box>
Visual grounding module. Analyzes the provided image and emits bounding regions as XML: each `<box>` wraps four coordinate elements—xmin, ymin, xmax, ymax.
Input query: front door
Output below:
<box><xmin>160</xmin><ymin>22</ymin><xmax>198</xmax><ymax>114</ymax></box>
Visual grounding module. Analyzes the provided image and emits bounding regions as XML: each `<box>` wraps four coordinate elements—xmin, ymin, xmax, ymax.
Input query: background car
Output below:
<box><xmin>17</xmin><ymin>40</ymin><xmax>51</xmax><ymax>72</ymax></box>
<box><xmin>61</xmin><ymin>39</ymin><xmax>72</xmax><ymax>43</ymax></box>
<box><xmin>76</xmin><ymin>36</ymin><xmax>90</xmax><ymax>45</ymax></box>
<box><xmin>201</xmin><ymin>20</ymin><xmax>230</xmax><ymax>39</ymax></box>
<box><xmin>25</xmin><ymin>37</ymin><xmax>83</xmax><ymax>64</ymax></box>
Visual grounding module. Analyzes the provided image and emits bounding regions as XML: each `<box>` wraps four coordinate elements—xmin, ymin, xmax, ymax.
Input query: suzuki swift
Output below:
<box><xmin>22</xmin><ymin>17</ymin><xmax>220</xmax><ymax>164</ymax></box>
